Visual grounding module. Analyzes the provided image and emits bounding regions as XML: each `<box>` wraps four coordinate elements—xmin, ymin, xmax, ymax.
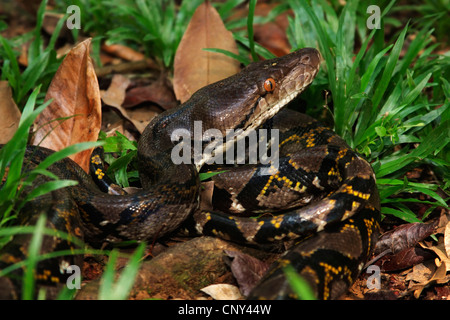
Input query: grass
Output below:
<box><xmin>0</xmin><ymin>0</ymin><xmax>448</xmax><ymax>300</ymax></box>
<box><xmin>283</xmin><ymin>265</ymin><xmax>317</xmax><ymax>300</ymax></box>
<box><xmin>53</xmin><ymin>0</ymin><xmax>205</xmax><ymax>68</ymax></box>
<box><xmin>0</xmin><ymin>0</ymin><xmax>67</xmax><ymax>109</ymax></box>
<box><xmin>283</xmin><ymin>0</ymin><xmax>449</xmax><ymax>222</ymax></box>
<box><xmin>98</xmin><ymin>242</ymin><xmax>145</xmax><ymax>300</ymax></box>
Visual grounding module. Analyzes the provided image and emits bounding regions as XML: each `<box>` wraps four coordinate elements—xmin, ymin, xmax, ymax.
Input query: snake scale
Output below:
<box><xmin>0</xmin><ymin>48</ymin><xmax>380</xmax><ymax>300</ymax></box>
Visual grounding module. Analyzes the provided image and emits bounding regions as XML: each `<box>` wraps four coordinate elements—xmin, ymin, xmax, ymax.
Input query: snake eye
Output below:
<box><xmin>264</xmin><ymin>78</ymin><xmax>276</xmax><ymax>92</ymax></box>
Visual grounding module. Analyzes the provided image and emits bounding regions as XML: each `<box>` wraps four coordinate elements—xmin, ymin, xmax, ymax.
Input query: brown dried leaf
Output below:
<box><xmin>101</xmin><ymin>43</ymin><xmax>146</xmax><ymax>62</ymax></box>
<box><xmin>402</xmin><ymin>240</ymin><xmax>450</xmax><ymax>298</ymax></box>
<box><xmin>419</xmin><ymin>241</ymin><xmax>450</xmax><ymax>273</ymax></box>
<box><xmin>0</xmin><ymin>81</ymin><xmax>21</xmax><ymax>144</ymax></box>
<box><xmin>101</xmin><ymin>74</ymin><xmax>158</xmax><ymax>133</ymax></box>
<box><xmin>375</xmin><ymin>221</ymin><xmax>438</xmax><ymax>255</ymax></box>
<box><xmin>122</xmin><ymin>79</ymin><xmax>178</xmax><ymax>110</ymax></box>
<box><xmin>407</xmin><ymin>261</ymin><xmax>450</xmax><ymax>298</ymax></box>
<box><xmin>101</xmin><ymin>74</ymin><xmax>130</xmax><ymax>107</ymax></box>
<box><xmin>227</xmin><ymin>3</ymin><xmax>291</xmax><ymax>57</ymax></box>
<box><xmin>32</xmin><ymin>38</ymin><xmax>102</xmax><ymax>172</ymax></box>
<box><xmin>254</xmin><ymin>22</ymin><xmax>291</xmax><ymax>57</ymax></box>
<box><xmin>200</xmin><ymin>284</ymin><xmax>243</xmax><ymax>300</ymax></box>
<box><xmin>445</xmin><ymin>222</ymin><xmax>450</xmax><ymax>258</ymax></box>
<box><xmin>379</xmin><ymin>246</ymin><xmax>434</xmax><ymax>272</ymax></box>
<box><xmin>225</xmin><ymin>250</ymin><xmax>270</xmax><ymax>296</ymax></box>
<box><xmin>173</xmin><ymin>1</ymin><xmax>240</xmax><ymax>103</ymax></box>
<box><xmin>253</xmin><ymin>3</ymin><xmax>291</xmax><ymax>57</ymax></box>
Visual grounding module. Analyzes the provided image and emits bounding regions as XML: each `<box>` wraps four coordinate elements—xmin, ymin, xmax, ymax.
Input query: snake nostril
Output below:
<box><xmin>301</xmin><ymin>55</ymin><xmax>311</xmax><ymax>64</ymax></box>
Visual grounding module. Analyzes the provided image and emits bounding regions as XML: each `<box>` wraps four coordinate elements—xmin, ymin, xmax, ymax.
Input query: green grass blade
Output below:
<box><xmin>21</xmin><ymin>180</ymin><xmax>78</xmax><ymax>205</ymax></box>
<box><xmin>22</xmin><ymin>214</ymin><xmax>46</xmax><ymax>300</ymax></box>
<box><xmin>18</xmin><ymin>51</ymin><xmax>50</xmax><ymax>104</ymax></box>
<box><xmin>0</xmin><ymin>88</ymin><xmax>48</xmax><ymax>200</ymax></box>
<box><xmin>346</xmin><ymin>28</ymin><xmax>376</xmax><ymax>94</ymax></box>
<box><xmin>371</xmin><ymin>22</ymin><xmax>409</xmax><ymax>109</ymax></box>
<box><xmin>46</xmin><ymin>13</ymin><xmax>70</xmax><ymax>53</ymax></box>
<box><xmin>284</xmin><ymin>265</ymin><xmax>316</xmax><ymax>300</ymax></box>
<box><xmin>28</xmin><ymin>0</ymin><xmax>48</xmax><ymax>65</ymax></box>
<box><xmin>203</xmin><ymin>48</ymin><xmax>252</xmax><ymax>66</ymax></box>
<box><xmin>291</xmin><ymin>0</ymin><xmax>337</xmax><ymax>120</ymax></box>
<box><xmin>111</xmin><ymin>243</ymin><xmax>145</xmax><ymax>299</ymax></box>
<box><xmin>376</xmin><ymin>118</ymin><xmax>449</xmax><ymax>177</ymax></box>
<box><xmin>0</xmin><ymin>36</ymin><xmax>21</xmax><ymax>83</ymax></box>
<box><xmin>381</xmin><ymin>206</ymin><xmax>422</xmax><ymax>223</ymax></box>
<box><xmin>233</xmin><ymin>34</ymin><xmax>276</xmax><ymax>60</ymax></box>
<box><xmin>247</xmin><ymin>0</ymin><xmax>258</xmax><ymax>61</ymax></box>
<box><xmin>99</xmin><ymin>243</ymin><xmax>145</xmax><ymax>300</ymax></box>
<box><xmin>33</xmin><ymin>141</ymin><xmax>104</xmax><ymax>173</ymax></box>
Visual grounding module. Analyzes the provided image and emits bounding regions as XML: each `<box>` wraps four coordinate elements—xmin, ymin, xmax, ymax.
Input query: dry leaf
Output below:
<box><xmin>445</xmin><ymin>222</ymin><xmax>450</xmax><ymax>258</ymax></box>
<box><xmin>225</xmin><ymin>250</ymin><xmax>270</xmax><ymax>296</ymax></box>
<box><xmin>419</xmin><ymin>241</ymin><xmax>450</xmax><ymax>273</ymax></box>
<box><xmin>32</xmin><ymin>38</ymin><xmax>102</xmax><ymax>172</ymax></box>
<box><xmin>173</xmin><ymin>1</ymin><xmax>240</xmax><ymax>103</ymax></box>
<box><xmin>375</xmin><ymin>221</ymin><xmax>438</xmax><ymax>255</ymax></box>
<box><xmin>0</xmin><ymin>81</ymin><xmax>21</xmax><ymax>144</ymax></box>
<box><xmin>200</xmin><ymin>284</ymin><xmax>243</xmax><ymax>300</ymax></box>
<box><xmin>379</xmin><ymin>246</ymin><xmax>434</xmax><ymax>272</ymax></box>
<box><xmin>253</xmin><ymin>3</ymin><xmax>291</xmax><ymax>56</ymax></box>
<box><xmin>101</xmin><ymin>74</ymin><xmax>158</xmax><ymax>133</ymax></box>
<box><xmin>407</xmin><ymin>261</ymin><xmax>450</xmax><ymax>298</ymax></box>
<box><xmin>101</xmin><ymin>43</ymin><xmax>146</xmax><ymax>62</ymax></box>
<box><xmin>122</xmin><ymin>79</ymin><xmax>178</xmax><ymax>110</ymax></box>
<box><xmin>404</xmin><ymin>241</ymin><xmax>450</xmax><ymax>298</ymax></box>
<box><xmin>254</xmin><ymin>22</ymin><xmax>291</xmax><ymax>57</ymax></box>
<box><xmin>405</xmin><ymin>261</ymin><xmax>435</xmax><ymax>283</ymax></box>
<box><xmin>101</xmin><ymin>74</ymin><xmax>130</xmax><ymax>107</ymax></box>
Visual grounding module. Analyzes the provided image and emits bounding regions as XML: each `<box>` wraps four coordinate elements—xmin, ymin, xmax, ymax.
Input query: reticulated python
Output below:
<box><xmin>0</xmin><ymin>48</ymin><xmax>380</xmax><ymax>300</ymax></box>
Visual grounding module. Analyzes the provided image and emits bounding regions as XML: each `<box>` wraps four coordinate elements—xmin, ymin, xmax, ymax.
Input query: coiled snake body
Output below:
<box><xmin>0</xmin><ymin>48</ymin><xmax>380</xmax><ymax>299</ymax></box>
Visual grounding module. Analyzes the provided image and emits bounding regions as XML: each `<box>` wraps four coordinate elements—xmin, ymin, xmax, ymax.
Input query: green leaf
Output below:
<box><xmin>102</xmin><ymin>131</ymin><xmax>137</xmax><ymax>153</ymax></box>
<box><xmin>375</xmin><ymin>126</ymin><xmax>387</xmax><ymax>137</ymax></box>
<box><xmin>28</xmin><ymin>0</ymin><xmax>48</xmax><ymax>65</ymax></box>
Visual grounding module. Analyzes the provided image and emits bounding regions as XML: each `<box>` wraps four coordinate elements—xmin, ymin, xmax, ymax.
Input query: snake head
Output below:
<box><xmin>192</xmin><ymin>48</ymin><xmax>321</xmax><ymax>134</ymax></box>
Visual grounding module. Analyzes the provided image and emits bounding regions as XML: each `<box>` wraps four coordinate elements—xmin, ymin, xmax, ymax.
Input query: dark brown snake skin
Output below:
<box><xmin>0</xmin><ymin>48</ymin><xmax>380</xmax><ymax>299</ymax></box>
